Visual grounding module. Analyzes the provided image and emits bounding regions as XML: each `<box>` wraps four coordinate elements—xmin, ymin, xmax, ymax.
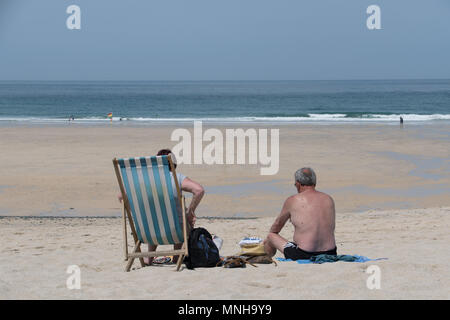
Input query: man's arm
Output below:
<box><xmin>181</xmin><ymin>177</ymin><xmax>205</xmax><ymax>226</ymax></box>
<box><xmin>269</xmin><ymin>197</ymin><xmax>292</xmax><ymax>234</ymax></box>
<box><xmin>263</xmin><ymin>198</ymin><xmax>292</xmax><ymax>257</ymax></box>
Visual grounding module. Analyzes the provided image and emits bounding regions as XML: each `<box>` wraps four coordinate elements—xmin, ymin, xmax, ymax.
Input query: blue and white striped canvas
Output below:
<box><xmin>117</xmin><ymin>155</ymin><xmax>184</xmax><ymax>245</ymax></box>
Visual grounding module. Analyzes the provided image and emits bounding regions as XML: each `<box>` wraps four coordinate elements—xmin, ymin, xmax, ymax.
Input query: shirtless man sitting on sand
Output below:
<box><xmin>264</xmin><ymin>167</ymin><xmax>337</xmax><ymax>260</ymax></box>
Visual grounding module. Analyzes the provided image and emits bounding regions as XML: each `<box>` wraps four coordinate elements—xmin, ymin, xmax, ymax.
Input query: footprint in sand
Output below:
<box><xmin>79</xmin><ymin>264</ymin><xmax>102</xmax><ymax>272</ymax></box>
<box><xmin>245</xmin><ymin>282</ymin><xmax>271</xmax><ymax>289</ymax></box>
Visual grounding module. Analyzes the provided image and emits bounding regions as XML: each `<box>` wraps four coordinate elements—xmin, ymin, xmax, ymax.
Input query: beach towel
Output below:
<box><xmin>276</xmin><ymin>254</ymin><xmax>387</xmax><ymax>264</ymax></box>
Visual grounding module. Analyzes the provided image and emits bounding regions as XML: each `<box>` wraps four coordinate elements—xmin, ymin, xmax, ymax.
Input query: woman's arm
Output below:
<box><xmin>181</xmin><ymin>177</ymin><xmax>205</xmax><ymax>226</ymax></box>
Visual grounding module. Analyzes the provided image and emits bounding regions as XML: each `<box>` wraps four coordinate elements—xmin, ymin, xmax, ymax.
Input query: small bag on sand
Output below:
<box><xmin>238</xmin><ymin>243</ymin><xmax>266</xmax><ymax>256</ymax></box>
<box><xmin>244</xmin><ymin>254</ymin><xmax>277</xmax><ymax>266</ymax></box>
<box><xmin>217</xmin><ymin>256</ymin><xmax>257</xmax><ymax>268</ymax></box>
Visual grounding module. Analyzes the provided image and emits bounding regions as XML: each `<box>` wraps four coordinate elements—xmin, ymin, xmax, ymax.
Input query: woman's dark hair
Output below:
<box><xmin>157</xmin><ymin>149</ymin><xmax>177</xmax><ymax>169</ymax></box>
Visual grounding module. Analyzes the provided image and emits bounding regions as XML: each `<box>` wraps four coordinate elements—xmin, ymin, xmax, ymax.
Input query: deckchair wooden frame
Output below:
<box><xmin>113</xmin><ymin>155</ymin><xmax>189</xmax><ymax>272</ymax></box>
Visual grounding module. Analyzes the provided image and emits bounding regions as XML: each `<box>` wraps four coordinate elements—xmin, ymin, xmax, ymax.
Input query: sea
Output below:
<box><xmin>0</xmin><ymin>79</ymin><xmax>449</xmax><ymax>124</ymax></box>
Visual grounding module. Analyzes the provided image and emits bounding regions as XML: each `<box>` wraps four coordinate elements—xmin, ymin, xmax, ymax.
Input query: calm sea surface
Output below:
<box><xmin>0</xmin><ymin>80</ymin><xmax>449</xmax><ymax>124</ymax></box>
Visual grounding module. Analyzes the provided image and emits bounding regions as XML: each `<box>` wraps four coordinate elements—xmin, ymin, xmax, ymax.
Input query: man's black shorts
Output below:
<box><xmin>283</xmin><ymin>242</ymin><xmax>337</xmax><ymax>260</ymax></box>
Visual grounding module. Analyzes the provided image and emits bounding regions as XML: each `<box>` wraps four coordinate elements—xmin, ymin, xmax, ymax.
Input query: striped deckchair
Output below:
<box><xmin>112</xmin><ymin>155</ymin><xmax>188</xmax><ymax>272</ymax></box>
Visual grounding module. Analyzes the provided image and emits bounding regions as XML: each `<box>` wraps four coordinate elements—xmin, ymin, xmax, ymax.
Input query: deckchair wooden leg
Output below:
<box><xmin>122</xmin><ymin>204</ymin><xmax>145</xmax><ymax>266</ymax></box>
<box><xmin>125</xmin><ymin>257</ymin><xmax>134</xmax><ymax>272</ymax></box>
<box><xmin>138</xmin><ymin>257</ymin><xmax>145</xmax><ymax>267</ymax></box>
<box><xmin>136</xmin><ymin>244</ymin><xmax>145</xmax><ymax>268</ymax></box>
<box><xmin>175</xmin><ymin>195</ymin><xmax>188</xmax><ymax>272</ymax></box>
<box><xmin>125</xmin><ymin>240</ymin><xmax>142</xmax><ymax>272</ymax></box>
<box><xmin>122</xmin><ymin>204</ymin><xmax>128</xmax><ymax>261</ymax></box>
<box><xmin>176</xmin><ymin>254</ymin><xmax>184</xmax><ymax>271</ymax></box>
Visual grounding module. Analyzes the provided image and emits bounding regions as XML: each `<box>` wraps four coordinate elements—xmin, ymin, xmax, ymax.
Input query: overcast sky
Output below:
<box><xmin>0</xmin><ymin>0</ymin><xmax>449</xmax><ymax>80</ymax></box>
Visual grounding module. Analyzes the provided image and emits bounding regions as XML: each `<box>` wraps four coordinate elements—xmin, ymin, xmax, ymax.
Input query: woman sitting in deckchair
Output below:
<box><xmin>117</xmin><ymin>148</ymin><xmax>205</xmax><ymax>265</ymax></box>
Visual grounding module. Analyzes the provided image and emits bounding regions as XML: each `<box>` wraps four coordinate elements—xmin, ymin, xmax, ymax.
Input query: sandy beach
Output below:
<box><xmin>0</xmin><ymin>123</ymin><xmax>449</xmax><ymax>299</ymax></box>
<box><xmin>1</xmin><ymin>207</ymin><xmax>449</xmax><ymax>299</ymax></box>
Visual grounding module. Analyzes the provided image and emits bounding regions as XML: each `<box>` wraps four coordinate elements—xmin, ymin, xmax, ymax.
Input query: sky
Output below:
<box><xmin>0</xmin><ymin>0</ymin><xmax>449</xmax><ymax>81</ymax></box>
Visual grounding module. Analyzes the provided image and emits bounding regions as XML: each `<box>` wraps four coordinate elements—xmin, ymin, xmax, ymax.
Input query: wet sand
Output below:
<box><xmin>0</xmin><ymin>123</ymin><xmax>449</xmax><ymax>217</ymax></box>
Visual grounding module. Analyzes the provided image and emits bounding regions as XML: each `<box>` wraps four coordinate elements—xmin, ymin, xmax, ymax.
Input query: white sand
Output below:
<box><xmin>1</xmin><ymin>207</ymin><xmax>449</xmax><ymax>299</ymax></box>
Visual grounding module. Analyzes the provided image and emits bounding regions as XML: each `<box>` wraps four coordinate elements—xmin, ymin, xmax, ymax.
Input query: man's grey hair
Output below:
<box><xmin>295</xmin><ymin>167</ymin><xmax>316</xmax><ymax>186</ymax></box>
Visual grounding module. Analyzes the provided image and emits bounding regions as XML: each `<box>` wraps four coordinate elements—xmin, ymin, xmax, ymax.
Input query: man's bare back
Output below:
<box><xmin>286</xmin><ymin>189</ymin><xmax>335</xmax><ymax>252</ymax></box>
<box><xmin>264</xmin><ymin>167</ymin><xmax>337</xmax><ymax>259</ymax></box>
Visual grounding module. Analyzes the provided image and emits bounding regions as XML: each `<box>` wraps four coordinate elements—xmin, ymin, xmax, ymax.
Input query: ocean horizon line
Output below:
<box><xmin>1</xmin><ymin>78</ymin><xmax>450</xmax><ymax>83</ymax></box>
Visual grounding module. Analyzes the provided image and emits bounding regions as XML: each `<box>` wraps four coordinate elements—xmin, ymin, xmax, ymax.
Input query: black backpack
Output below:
<box><xmin>184</xmin><ymin>227</ymin><xmax>220</xmax><ymax>269</ymax></box>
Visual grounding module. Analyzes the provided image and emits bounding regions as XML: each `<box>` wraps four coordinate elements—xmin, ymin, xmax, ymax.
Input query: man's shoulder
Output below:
<box><xmin>285</xmin><ymin>193</ymin><xmax>303</xmax><ymax>206</ymax></box>
<box><xmin>300</xmin><ymin>190</ymin><xmax>334</xmax><ymax>203</ymax></box>
<box><xmin>311</xmin><ymin>190</ymin><xmax>333</xmax><ymax>202</ymax></box>
<box><xmin>286</xmin><ymin>191</ymin><xmax>334</xmax><ymax>203</ymax></box>
<box><xmin>286</xmin><ymin>194</ymin><xmax>299</xmax><ymax>202</ymax></box>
